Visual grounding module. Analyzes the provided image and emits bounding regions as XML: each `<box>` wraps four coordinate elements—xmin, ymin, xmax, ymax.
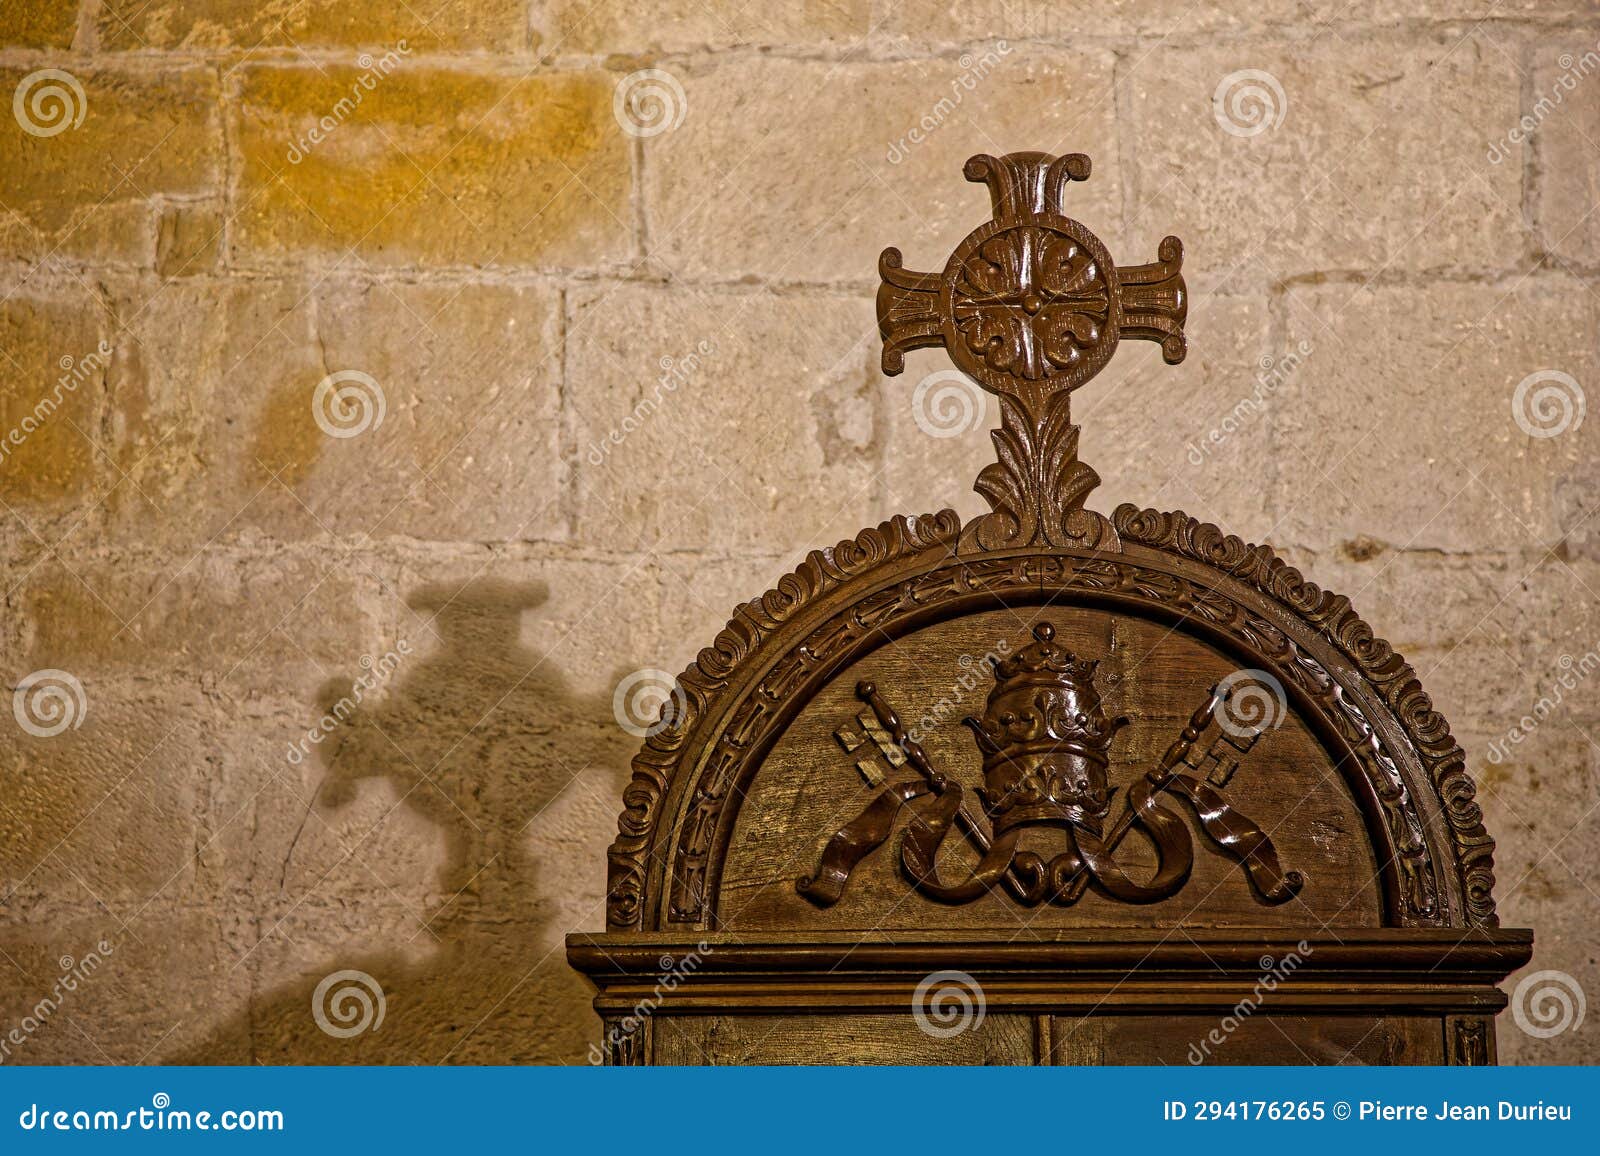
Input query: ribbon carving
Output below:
<box><xmin>797</xmin><ymin>622</ymin><xmax>1304</xmax><ymax>909</ymax></box>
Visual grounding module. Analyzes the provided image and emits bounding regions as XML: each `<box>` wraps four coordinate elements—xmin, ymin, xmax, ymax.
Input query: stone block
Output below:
<box><xmin>1277</xmin><ymin>278</ymin><xmax>1600</xmax><ymax>552</ymax></box>
<box><xmin>647</xmin><ymin>50</ymin><xmax>1121</xmax><ymax>282</ymax></box>
<box><xmin>566</xmin><ymin>284</ymin><xmax>883</xmax><ymax>556</ymax></box>
<box><xmin>0</xmin><ymin>66</ymin><xmax>219</xmax><ymax>265</ymax></box>
<box><xmin>232</xmin><ymin>66</ymin><xmax>631</xmax><ymax>269</ymax></box>
<box><xmin>1126</xmin><ymin>36</ymin><xmax>1524</xmax><ymax>278</ymax></box>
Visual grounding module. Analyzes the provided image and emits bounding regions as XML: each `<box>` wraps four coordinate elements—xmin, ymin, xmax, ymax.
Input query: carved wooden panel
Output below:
<box><xmin>1448</xmin><ymin>1015</ymin><xmax>1497</xmax><ymax>1065</ymax></box>
<box><xmin>569</xmin><ymin>150</ymin><xmax>1531</xmax><ymax>1066</ymax></box>
<box><xmin>719</xmin><ymin>608</ymin><xmax>1381</xmax><ymax>930</ymax></box>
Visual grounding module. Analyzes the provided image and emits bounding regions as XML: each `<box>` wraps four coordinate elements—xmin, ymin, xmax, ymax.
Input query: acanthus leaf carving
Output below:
<box><xmin>965</xmin><ymin>392</ymin><xmax>1118</xmax><ymax>552</ymax></box>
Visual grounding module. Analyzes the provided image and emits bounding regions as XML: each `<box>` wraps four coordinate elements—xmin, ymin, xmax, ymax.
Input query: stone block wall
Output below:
<box><xmin>0</xmin><ymin>1</ymin><xmax>1595</xmax><ymax>1063</ymax></box>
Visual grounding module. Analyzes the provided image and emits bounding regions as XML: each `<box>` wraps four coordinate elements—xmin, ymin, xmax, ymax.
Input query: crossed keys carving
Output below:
<box><xmin>878</xmin><ymin>152</ymin><xmax>1187</xmax><ymax>551</ymax></box>
<box><xmin>797</xmin><ymin>623</ymin><xmax>1304</xmax><ymax>909</ymax></box>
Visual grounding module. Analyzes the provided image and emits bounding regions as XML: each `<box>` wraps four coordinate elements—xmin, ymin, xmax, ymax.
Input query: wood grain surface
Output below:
<box><xmin>720</xmin><ymin>608</ymin><xmax>1379</xmax><ymax>930</ymax></box>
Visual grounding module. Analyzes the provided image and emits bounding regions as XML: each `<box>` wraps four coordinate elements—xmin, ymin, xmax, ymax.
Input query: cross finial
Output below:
<box><xmin>878</xmin><ymin>152</ymin><xmax>1187</xmax><ymax>552</ymax></box>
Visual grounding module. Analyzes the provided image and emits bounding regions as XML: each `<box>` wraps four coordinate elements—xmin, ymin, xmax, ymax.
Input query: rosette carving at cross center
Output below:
<box><xmin>949</xmin><ymin>223</ymin><xmax>1111</xmax><ymax>384</ymax></box>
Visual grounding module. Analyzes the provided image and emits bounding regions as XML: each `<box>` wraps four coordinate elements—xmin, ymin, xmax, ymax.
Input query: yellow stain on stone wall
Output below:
<box><xmin>0</xmin><ymin>0</ymin><xmax>78</xmax><ymax>47</ymax></box>
<box><xmin>0</xmin><ymin>378</ymin><xmax>98</xmax><ymax>503</ymax></box>
<box><xmin>0</xmin><ymin>299</ymin><xmax>105</xmax><ymax>504</ymax></box>
<box><xmin>234</xmin><ymin>67</ymin><xmax>631</xmax><ymax>268</ymax></box>
<box><xmin>0</xmin><ymin>68</ymin><xmax>219</xmax><ymax>265</ymax></box>
<box><xmin>0</xmin><ymin>738</ymin><xmax>93</xmax><ymax>874</ymax></box>
<box><xmin>249</xmin><ymin>374</ymin><xmax>325</xmax><ymax>489</ymax></box>
<box><xmin>97</xmin><ymin>0</ymin><xmax>524</xmax><ymax>52</ymax></box>
<box><xmin>15</xmin><ymin>550</ymin><xmax>377</xmax><ymax>679</ymax></box>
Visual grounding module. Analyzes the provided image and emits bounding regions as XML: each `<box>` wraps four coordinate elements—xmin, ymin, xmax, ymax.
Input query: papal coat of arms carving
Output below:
<box><xmin>797</xmin><ymin>621</ymin><xmax>1303</xmax><ymax>909</ymax></box>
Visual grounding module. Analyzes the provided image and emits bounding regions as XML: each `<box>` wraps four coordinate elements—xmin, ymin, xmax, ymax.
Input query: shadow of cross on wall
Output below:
<box><xmin>180</xmin><ymin>578</ymin><xmax>634</xmax><ymax>1064</ymax></box>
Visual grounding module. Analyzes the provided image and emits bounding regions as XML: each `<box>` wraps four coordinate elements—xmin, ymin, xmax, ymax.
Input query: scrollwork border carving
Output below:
<box><xmin>604</xmin><ymin>512</ymin><xmax>963</xmax><ymax>931</ymax></box>
<box><xmin>1110</xmin><ymin>505</ymin><xmax>1498</xmax><ymax>929</ymax></box>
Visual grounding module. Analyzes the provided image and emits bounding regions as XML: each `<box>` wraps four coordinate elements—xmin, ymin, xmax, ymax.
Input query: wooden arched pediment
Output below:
<box><xmin>605</xmin><ymin>504</ymin><xmax>1497</xmax><ymax>936</ymax></box>
<box><xmin>571</xmin><ymin>152</ymin><xmax>1529</xmax><ymax>1067</ymax></box>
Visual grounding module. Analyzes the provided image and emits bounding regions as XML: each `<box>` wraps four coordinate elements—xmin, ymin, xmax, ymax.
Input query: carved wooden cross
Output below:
<box><xmin>877</xmin><ymin>152</ymin><xmax>1187</xmax><ymax>551</ymax></box>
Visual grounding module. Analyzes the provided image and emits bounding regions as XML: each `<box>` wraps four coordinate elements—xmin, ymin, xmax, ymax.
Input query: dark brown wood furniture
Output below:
<box><xmin>567</xmin><ymin>151</ymin><xmax>1532</xmax><ymax>1065</ymax></box>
